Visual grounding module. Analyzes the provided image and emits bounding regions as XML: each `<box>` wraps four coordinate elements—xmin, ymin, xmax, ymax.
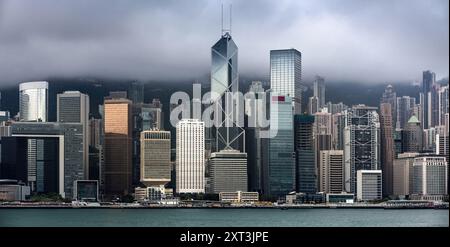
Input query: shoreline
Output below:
<box><xmin>1</xmin><ymin>205</ymin><xmax>448</xmax><ymax>210</ymax></box>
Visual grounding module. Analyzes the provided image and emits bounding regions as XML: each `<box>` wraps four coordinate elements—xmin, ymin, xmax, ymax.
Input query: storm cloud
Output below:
<box><xmin>0</xmin><ymin>0</ymin><xmax>448</xmax><ymax>85</ymax></box>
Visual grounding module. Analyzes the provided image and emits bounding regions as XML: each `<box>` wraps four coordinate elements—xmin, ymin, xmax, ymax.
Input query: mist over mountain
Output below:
<box><xmin>0</xmin><ymin>78</ymin><xmax>427</xmax><ymax>128</ymax></box>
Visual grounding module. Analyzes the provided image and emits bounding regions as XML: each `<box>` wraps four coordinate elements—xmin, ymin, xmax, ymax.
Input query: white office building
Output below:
<box><xmin>356</xmin><ymin>170</ymin><xmax>382</xmax><ymax>201</ymax></box>
<box><xmin>411</xmin><ymin>156</ymin><xmax>448</xmax><ymax>201</ymax></box>
<box><xmin>176</xmin><ymin>119</ymin><xmax>205</xmax><ymax>193</ymax></box>
<box><xmin>19</xmin><ymin>81</ymin><xmax>48</xmax><ymax>122</ymax></box>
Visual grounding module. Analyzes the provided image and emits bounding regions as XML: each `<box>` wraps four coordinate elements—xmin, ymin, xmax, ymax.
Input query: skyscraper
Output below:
<box><xmin>140</xmin><ymin>130</ymin><xmax>171</xmax><ymax>187</ymax></box>
<box><xmin>421</xmin><ymin>70</ymin><xmax>435</xmax><ymax>129</ymax></box>
<box><xmin>313</xmin><ymin>110</ymin><xmax>332</xmax><ymax>136</ymax></box>
<box><xmin>438</xmin><ymin>86</ymin><xmax>449</xmax><ymax>126</ymax></box>
<box><xmin>344</xmin><ymin>105</ymin><xmax>380</xmax><ymax>193</ymax></box>
<box><xmin>176</xmin><ymin>119</ymin><xmax>205</xmax><ymax>194</ymax></box>
<box><xmin>332</xmin><ymin>112</ymin><xmax>346</xmax><ymax>150</ymax></box>
<box><xmin>379</xmin><ymin>103</ymin><xmax>394</xmax><ymax>196</ymax></box>
<box><xmin>313</xmin><ymin>75</ymin><xmax>325</xmax><ymax>109</ymax></box>
<box><xmin>103</xmin><ymin>94</ymin><xmax>133</xmax><ymax>197</ymax></box>
<box><xmin>381</xmin><ymin>84</ymin><xmax>397</xmax><ymax>128</ymax></box>
<box><xmin>429</xmin><ymin>83</ymin><xmax>441</xmax><ymax>128</ymax></box>
<box><xmin>244</xmin><ymin>81</ymin><xmax>266</xmax><ymax>193</ymax></box>
<box><xmin>210</xmin><ymin>149</ymin><xmax>247</xmax><ymax>194</ymax></box>
<box><xmin>308</xmin><ymin>96</ymin><xmax>319</xmax><ymax>115</ymax></box>
<box><xmin>294</xmin><ymin>114</ymin><xmax>316</xmax><ymax>193</ymax></box>
<box><xmin>8</xmin><ymin>122</ymin><xmax>84</xmax><ymax>198</ymax></box>
<box><xmin>19</xmin><ymin>81</ymin><xmax>48</xmax><ymax>122</ymax></box>
<box><xmin>270</xmin><ymin>49</ymin><xmax>302</xmax><ymax>114</ymax></box>
<box><xmin>396</xmin><ymin>96</ymin><xmax>416</xmax><ymax>130</ymax></box>
<box><xmin>210</xmin><ymin>31</ymin><xmax>243</xmax><ymax>152</ymax></box>
<box><xmin>319</xmin><ymin>150</ymin><xmax>344</xmax><ymax>193</ymax></box>
<box><xmin>128</xmin><ymin>81</ymin><xmax>144</xmax><ymax>104</ymax></box>
<box><xmin>263</xmin><ymin>95</ymin><xmax>295</xmax><ymax>197</ymax></box>
<box><xmin>411</xmin><ymin>155</ymin><xmax>448</xmax><ymax>201</ymax></box>
<box><xmin>57</xmin><ymin>91</ymin><xmax>90</xmax><ymax>179</ymax></box>
<box><xmin>402</xmin><ymin>116</ymin><xmax>423</xmax><ymax>153</ymax></box>
<box><xmin>393</xmin><ymin>152</ymin><xmax>419</xmax><ymax>198</ymax></box>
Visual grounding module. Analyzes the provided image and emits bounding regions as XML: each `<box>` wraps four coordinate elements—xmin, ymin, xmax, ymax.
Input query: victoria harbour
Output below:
<box><xmin>0</xmin><ymin>208</ymin><xmax>448</xmax><ymax>227</ymax></box>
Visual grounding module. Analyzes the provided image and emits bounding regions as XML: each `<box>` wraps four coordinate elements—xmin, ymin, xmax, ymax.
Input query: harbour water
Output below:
<box><xmin>0</xmin><ymin>208</ymin><xmax>448</xmax><ymax>227</ymax></box>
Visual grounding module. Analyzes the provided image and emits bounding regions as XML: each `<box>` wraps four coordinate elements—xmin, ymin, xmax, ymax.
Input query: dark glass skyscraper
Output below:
<box><xmin>210</xmin><ymin>32</ymin><xmax>242</xmax><ymax>152</ymax></box>
<box><xmin>421</xmin><ymin>70</ymin><xmax>435</xmax><ymax>129</ymax></box>
<box><xmin>294</xmin><ymin>114</ymin><xmax>316</xmax><ymax>193</ymax></box>
<box><xmin>262</xmin><ymin>95</ymin><xmax>295</xmax><ymax>198</ymax></box>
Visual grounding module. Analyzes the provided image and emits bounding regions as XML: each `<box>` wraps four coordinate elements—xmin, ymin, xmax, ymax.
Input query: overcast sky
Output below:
<box><xmin>0</xmin><ymin>0</ymin><xmax>448</xmax><ymax>86</ymax></box>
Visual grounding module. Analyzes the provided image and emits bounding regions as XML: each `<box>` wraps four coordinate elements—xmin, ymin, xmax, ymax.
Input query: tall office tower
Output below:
<box><xmin>429</xmin><ymin>83</ymin><xmax>441</xmax><ymax>128</ymax></box>
<box><xmin>344</xmin><ymin>105</ymin><xmax>380</xmax><ymax>193</ymax></box>
<box><xmin>314</xmin><ymin>109</ymin><xmax>333</xmax><ymax>174</ymax></box>
<box><xmin>131</xmin><ymin>99</ymin><xmax>164</xmax><ymax>185</ymax></box>
<box><xmin>128</xmin><ymin>81</ymin><xmax>144</xmax><ymax>104</ymax></box>
<box><xmin>438</xmin><ymin>86</ymin><xmax>449</xmax><ymax>126</ymax></box>
<box><xmin>313</xmin><ymin>110</ymin><xmax>332</xmax><ymax>136</ymax></box>
<box><xmin>308</xmin><ymin>96</ymin><xmax>319</xmax><ymax>115</ymax></box>
<box><xmin>393</xmin><ymin>152</ymin><xmax>419</xmax><ymax>198</ymax></box>
<box><xmin>89</xmin><ymin>118</ymin><xmax>103</xmax><ymax>181</ymax></box>
<box><xmin>57</xmin><ymin>91</ymin><xmax>90</xmax><ymax>179</ymax></box>
<box><xmin>140</xmin><ymin>130</ymin><xmax>171</xmax><ymax>187</ymax></box>
<box><xmin>176</xmin><ymin>119</ymin><xmax>205</xmax><ymax>194</ymax></box>
<box><xmin>245</xmin><ymin>81</ymin><xmax>266</xmax><ymax>192</ymax></box>
<box><xmin>356</xmin><ymin>170</ymin><xmax>382</xmax><ymax>201</ymax></box>
<box><xmin>210</xmin><ymin>31</ymin><xmax>243</xmax><ymax>152</ymax></box>
<box><xmin>262</xmin><ymin>95</ymin><xmax>295</xmax><ymax>197</ymax></box>
<box><xmin>396</xmin><ymin>96</ymin><xmax>416</xmax><ymax>130</ymax></box>
<box><xmin>19</xmin><ymin>81</ymin><xmax>48</xmax><ymax>122</ymax></box>
<box><xmin>313</xmin><ymin>76</ymin><xmax>326</xmax><ymax>109</ymax></box>
<box><xmin>103</xmin><ymin>93</ymin><xmax>133</xmax><ymax>196</ymax></box>
<box><xmin>421</xmin><ymin>70</ymin><xmax>436</xmax><ymax>129</ymax></box>
<box><xmin>294</xmin><ymin>114</ymin><xmax>316</xmax><ymax>194</ymax></box>
<box><xmin>319</xmin><ymin>150</ymin><xmax>344</xmax><ymax>193</ymax></box>
<box><xmin>436</xmin><ymin>134</ymin><xmax>449</xmax><ymax>162</ymax></box>
<box><xmin>412</xmin><ymin>155</ymin><xmax>448</xmax><ymax>201</ymax></box>
<box><xmin>423</xmin><ymin>127</ymin><xmax>437</xmax><ymax>152</ymax></box>
<box><xmin>270</xmin><ymin>49</ymin><xmax>302</xmax><ymax>114</ymax></box>
<box><xmin>381</xmin><ymin>85</ymin><xmax>397</xmax><ymax>127</ymax></box>
<box><xmin>379</xmin><ymin>103</ymin><xmax>394</xmax><ymax>197</ymax></box>
<box><xmin>326</xmin><ymin>102</ymin><xmax>348</xmax><ymax>115</ymax></box>
<box><xmin>8</xmin><ymin>122</ymin><xmax>83</xmax><ymax>198</ymax></box>
<box><xmin>89</xmin><ymin>118</ymin><xmax>103</xmax><ymax>148</ymax></box>
<box><xmin>142</xmin><ymin>99</ymin><xmax>163</xmax><ymax>130</ymax></box>
<box><xmin>402</xmin><ymin>116</ymin><xmax>423</xmax><ymax>153</ymax></box>
<box><xmin>210</xmin><ymin>149</ymin><xmax>247</xmax><ymax>193</ymax></box>
<box><xmin>393</xmin><ymin>130</ymin><xmax>403</xmax><ymax>158</ymax></box>
<box><xmin>332</xmin><ymin>112</ymin><xmax>346</xmax><ymax>150</ymax></box>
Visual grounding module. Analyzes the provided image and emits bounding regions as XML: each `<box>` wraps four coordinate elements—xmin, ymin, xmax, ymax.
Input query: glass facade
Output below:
<box><xmin>270</xmin><ymin>49</ymin><xmax>302</xmax><ymax>114</ymax></box>
<box><xmin>210</xmin><ymin>32</ymin><xmax>242</xmax><ymax>151</ymax></box>
<box><xmin>263</xmin><ymin>95</ymin><xmax>295</xmax><ymax>197</ymax></box>
<box><xmin>344</xmin><ymin>105</ymin><xmax>380</xmax><ymax>193</ymax></box>
<box><xmin>211</xmin><ymin>32</ymin><xmax>238</xmax><ymax>100</ymax></box>
<box><xmin>294</xmin><ymin>115</ymin><xmax>316</xmax><ymax>193</ymax></box>
<box><xmin>19</xmin><ymin>81</ymin><xmax>48</xmax><ymax>122</ymax></box>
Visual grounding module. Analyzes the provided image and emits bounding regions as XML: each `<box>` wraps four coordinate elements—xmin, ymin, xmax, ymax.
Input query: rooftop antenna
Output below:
<box><xmin>229</xmin><ymin>4</ymin><xmax>232</xmax><ymax>35</ymax></box>
<box><xmin>221</xmin><ymin>3</ymin><xmax>232</xmax><ymax>36</ymax></box>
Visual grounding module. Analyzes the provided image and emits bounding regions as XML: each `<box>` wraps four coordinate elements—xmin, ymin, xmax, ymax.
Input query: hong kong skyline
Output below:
<box><xmin>0</xmin><ymin>0</ymin><xmax>448</xmax><ymax>86</ymax></box>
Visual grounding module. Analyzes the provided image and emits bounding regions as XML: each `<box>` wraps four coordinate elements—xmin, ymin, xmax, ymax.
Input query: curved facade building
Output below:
<box><xmin>19</xmin><ymin>81</ymin><xmax>48</xmax><ymax>122</ymax></box>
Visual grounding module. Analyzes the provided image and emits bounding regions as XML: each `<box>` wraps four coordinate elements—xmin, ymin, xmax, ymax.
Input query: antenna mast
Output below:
<box><xmin>229</xmin><ymin>4</ymin><xmax>232</xmax><ymax>35</ymax></box>
<box><xmin>221</xmin><ymin>3</ymin><xmax>232</xmax><ymax>36</ymax></box>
